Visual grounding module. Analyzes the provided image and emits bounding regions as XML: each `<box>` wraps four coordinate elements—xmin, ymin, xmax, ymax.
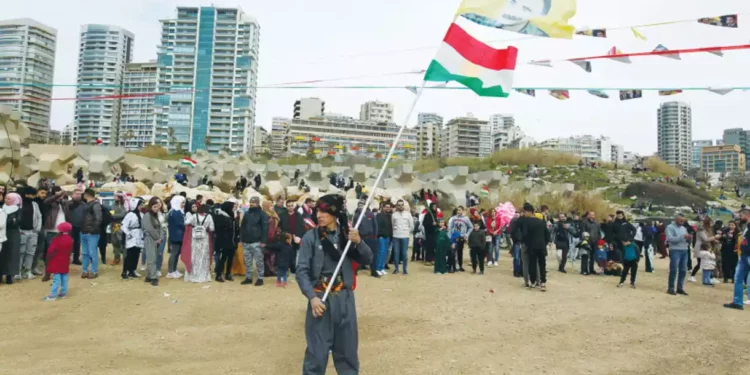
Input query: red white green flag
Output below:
<box><xmin>424</xmin><ymin>23</ymin><xmax>518</xmax><ymax>98</ymax></box>
<box><xmin>180</xmin><ymin>157</ymin><xmax>197</xmax><ymax>168</ymax></box>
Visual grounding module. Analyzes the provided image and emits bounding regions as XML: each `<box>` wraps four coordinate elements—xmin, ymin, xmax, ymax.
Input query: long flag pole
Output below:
<box><xmin>322</xmin><ymin>81</ymin><xmax>427</xmax><ymax>302</ymax></box>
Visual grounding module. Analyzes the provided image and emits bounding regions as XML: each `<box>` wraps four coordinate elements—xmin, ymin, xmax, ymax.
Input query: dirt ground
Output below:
<box><xmin>1</xmin><ymin>250</ymin><xmax>749</xmax><ymax>375</ymax></box>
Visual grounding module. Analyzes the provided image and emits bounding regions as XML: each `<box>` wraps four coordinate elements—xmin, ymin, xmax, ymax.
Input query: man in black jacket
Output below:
<box><xmin>80</xmin><ymin>189</ymin><xmax>103</xmax><ymax>279</ymax></box>
<box><xmin>353</xmin><ymin>200</ymin><xmax>379</xmax><ymax>277</ymax></box>
<box><xmin>213</xmin><ymin>201</ymin><xmax>239</xmax><ymax>282</ymax></box>
<box><xmin>374</xmin><ymin>202</ymin><xmax>393</xmax><ymax>275</ymax></box>
<box><xmin>612</xmin><ymin>210</ymin><xmax>636</xmax><ymax>262</ymax></box>
<box><xmin>240</xmin><ymin>197</ymin><xmax>269</xmax><ymax>286</ymax></box>
<box><xmin>517</xmin><ymin>203</ymin><xmax>551</xmax><ymax>291</ymax></box>
<box><xmin>279</xmin><ymin>200</ymin><xmax>305</xmax><ymax>273</ymax></box>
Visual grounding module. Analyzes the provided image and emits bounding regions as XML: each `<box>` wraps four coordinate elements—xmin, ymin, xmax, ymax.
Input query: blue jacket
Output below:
<box><xmin>168</xmin><ymin>210</ymin><xmax>185</xmax><ymax>244</ymax></box>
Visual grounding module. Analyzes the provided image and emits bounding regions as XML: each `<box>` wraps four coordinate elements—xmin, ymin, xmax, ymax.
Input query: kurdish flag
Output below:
<box><xmin>424</xmin><ymin>23</ymin><xmax>518</xmax><ymax>97</ymax></box>
<box><xmin>180</xmin><ymin>157</ymin><xmax>197</xmax><ymax>168</ymax></box>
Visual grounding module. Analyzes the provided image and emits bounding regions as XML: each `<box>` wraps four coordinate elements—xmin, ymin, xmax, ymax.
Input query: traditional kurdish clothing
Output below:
<box><xmin>296</xmin><ymin>194</ymin><xmax>373</xmax><ymax>374</ymax></box>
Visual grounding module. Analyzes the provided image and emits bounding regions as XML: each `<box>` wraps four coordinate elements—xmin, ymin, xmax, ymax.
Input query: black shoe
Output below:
<box><xmin>121</xmin><ymin>274</ymin><xmax>129</xmax><ymax>280</ymax></box>
<box><xmin>459</xmin><ymin>268</ymin><xmax>466</xmax><ymax>272</ymax></box>
<box><xmin>667</xmin><ymin>290</ymin><xmax>677</xmax><ymax>295</ymax></box>
<box><xmin>225</xmin><ymin>275</ymin><xmax>234</xmax><ymax>281</ymax></box>
<box><xmin>384</xmin><ymin>265</ymin><xmax>390</xmax><ymax>270</ymax></box>
<box><xmin>144</xmin><ymin>277</ymin><xmax>153</xmax><ymax>283</ymax></box>
<box><xmin>723</xmin><ymin>303</ymin><xmax>744</xmax><ymax>310</ymax></box>
<box><xmin>241</xmin><ymin>278</ymin><xmax>253</xmax><ymax>285</ymax></box>
<box><xmin>677</xmin><ymin>290</ymin><xmax>689</xmax><ymax>296</ymax></box>
<box><xmin>559</xmin><ymin>269</ymin><xmax>567</xmax><ymax>274</ymax></box>
<box><xmin>127</xmin><ymin>272</ymin><xmax>139</xmax><ymax>278</ymax></box>
<box><xmin>370</xmin><ymin>271</ymin><xmax>381</xmax><ymax>278</ymax></box>
<box><xmin>151</xmin><ymin>279</ymin><xmax>159</xmax><ymax>286</ymax></box>
<box><xmin>216</xmin><ymin>276</ymin><xmax>225</xmax><ymax>283</ymax></box>
<box><xmin>5</xmin><ymin>276</ymin><xmax>14</xmax><ymax>285</ymax></box>
<box><xmin>254</xmin><ymin>279</ymin><xmax>264</xmax><ymax>286</ymax></box>
<box><xmin>448</xmin><ymin>270</ymin><xmax>455</xmax><ymax>274</ymax></box>
<box><xmin>393</xmin><ymin>270</ymin><xmax>400</xmax><ymax>275</ymax></box>
<box><xmin>72</xmin><ymin>260</ymin><xmax>82</xmax><ymax>266</ymax></box>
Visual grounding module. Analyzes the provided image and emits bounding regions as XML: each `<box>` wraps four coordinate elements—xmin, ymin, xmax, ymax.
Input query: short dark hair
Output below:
<box><xmin>383</xmin><ymin>202</ymin><xmax>393</xmax><ymax>208</ymax></box>
<box><xmin>179</xmin><ymin>192</ymin><xmax>187</xmax><ymax>197</ymax></box>
<box><xmin>84</xmin><ymin>188</ymin><xmax>96</xmax><ymax>198</ymax></box>
<box><xmin>305</xmin><ymin>198</ymin><xmax>315</xmax><ymax>204</ymax></box>
<box><xmin>540</xmin><ymin>205</ymin><xmax>549</xmax><ymax>212</ymax></box>
<box><xmin>196</xmin><ymin>194</ymin><xmax>203</xmax><ymax>200</ymax></box>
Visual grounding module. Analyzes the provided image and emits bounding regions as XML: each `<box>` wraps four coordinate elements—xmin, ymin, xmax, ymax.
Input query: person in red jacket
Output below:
<box><xmin>45</xmin><ymin>222</ymin><xmax>73</xmax><ymax>301</ymax></box>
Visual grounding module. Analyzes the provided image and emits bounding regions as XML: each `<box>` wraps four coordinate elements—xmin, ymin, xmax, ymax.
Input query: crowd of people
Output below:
<box><xmin>0</xmin><ymin>181</ymin><xmax>748</xmax><ymax>311</ymax></box>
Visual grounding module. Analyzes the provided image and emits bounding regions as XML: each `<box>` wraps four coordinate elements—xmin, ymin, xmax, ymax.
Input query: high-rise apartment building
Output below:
<box><xmin>657</xmin><ymin>101</ymin><xmax>692</xmax><ymax>170</ymax></box>
<box><xmin>691</xmin><ymin>140</ymin><xmax>713</xmax><ymax>169</ymax></box>
<box><xmin>252</xmin><ymin>126</ymin><xmax>269</xmax><ymax>156</ymax></box>
<box><xmin>0</xmin><ymin>19</ymin><xmax>57</xmax><ymax>143</ymax></box>
<box><xmin>701</xmin><ymin>145</ymin><xmax>746</xmax><ymax>173</ymax></box>
<box><xmin>119</xmin><ymin>61</ymin><xmax>157</xmax><ymax>150</ymax></box>
<box><xmin>73</xmin><ymin>24</ymin><xmax>134</xmax><ymax>146</ymax></box>
<box><xmin>440</xmin><ymin>116</ymin><xmax>491</xmax><ymax>158</ymax></box>
<box><xmin>492</xmin><ymin>125</ymin><xmax>524</xmax><ymax>152</ymax></box>
<box><xmin>723</xmin><ymin>128</ymin><xmax>750</xmax><ymax>169</ymax></box>
<box><xmin>416</xmin><ymin>122</ymin><xmax>440</xmax><ymax>158</ymax></box>
<box><xmin>489</xmin><ymin>114</ymin><xmax>515</xmax><ymax>133</ymax></box>
<box><xmin>417</xmin><ymin>113</ymin><xmax>443</xmax><ymax>126</ymax></box>
<box><xmin>293</xmin><ymin>97</ymin><xmax>324</xmax><ymax>120</ymax></box>
<box><xmin>154</xmin><ymin>6</ymin><xmax>260</xmax><ymax>154</ymax></box>
<box><xmin>270</xmin><ymin>117</ymin><xmax>290</xmax><ymax>157</ymax></box>
<box><xmin>359</xmin><ymin>100</ymin><xmax>394</xmax><ymax>122</ymax></box>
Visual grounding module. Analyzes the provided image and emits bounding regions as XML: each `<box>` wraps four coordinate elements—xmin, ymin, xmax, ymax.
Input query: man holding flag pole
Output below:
<box><xmin>296</xmin><ymin>1</ymin><xmax>524</xmax><ymax>372</ymax></box>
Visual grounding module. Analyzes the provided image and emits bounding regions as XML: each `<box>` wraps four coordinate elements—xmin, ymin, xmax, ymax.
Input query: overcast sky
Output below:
<box><xmin>4</xmin><ymin>0</ymin><xmax>750</xmax><ymax>155</ymax></box>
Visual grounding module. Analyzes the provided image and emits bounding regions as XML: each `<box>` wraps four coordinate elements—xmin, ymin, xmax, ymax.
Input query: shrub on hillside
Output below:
<box><xmin>623</xmin><ymin>182</ymin><xmax>707</xmax><ymax>207</ymax></box>
<box><xmin>644</xmin><ymin>157</ymin><xmax>680</xmax><ymax>177</ymax></box>
<box><xmin>489</xmin><ymin>148</ymin><xmax>581</xmax><ymax>168</ymax></box>
<box><xmin>478</xmin><ymin>189</ymin><xmax>614</xmax><ymax>219</ymax></box>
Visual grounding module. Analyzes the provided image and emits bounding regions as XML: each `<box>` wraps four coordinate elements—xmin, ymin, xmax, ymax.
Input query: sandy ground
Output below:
<box><xmin>1</xmin><ymin>249</ymin><xmax>750</xmax><ymax>375</ymax></box>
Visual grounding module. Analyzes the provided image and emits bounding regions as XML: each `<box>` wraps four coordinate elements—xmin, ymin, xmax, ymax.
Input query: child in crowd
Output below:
<box><xmin>267</xmin><ymin>233</ymin><xmax>295</xmax><ymax>288</ymax></box>
<box><xmin>448</xmin><ymin>226</ymin><xmax>462</xmax><ymax>273</ymax></box>
<box><xmin>577</xmin><ymin>232</ymin><xmax>591</xmax><ymax>276</ymax></box>
<box><xmin>44</xmin><ymin>222</ymin><xmax>73</xmax><ymax>301</ymax></box>
<box><xmin>468</xmin><ymin>222</ymin><xmax>487</xmax><ymax>275</ymax></box>
<box><xmin>434</xmin><ymin>220</ymin><xmax>449</xmax><ymax>274</ymax></box>
<box><xmin>595</xmin><ymin>239</ymin><xmax>608</xmax><ymax>275</ymax></box>
<box><xmin>618</xmin><ymin>241</ymin><xmax>640</xmax><ymax>288</ymax></box>
<box><xmin>698</xmin><ymin>243</ymin><xmax>716</xmax><ymax>286</ymax></box>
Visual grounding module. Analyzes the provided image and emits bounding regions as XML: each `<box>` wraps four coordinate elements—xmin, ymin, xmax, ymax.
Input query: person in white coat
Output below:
<box><xmin>184</xmin><ymin>204</ymin><xmax>215</xmax><ymax>283</ymax></box>
<box><xmin>120</xmin><ymin>198</ymin><xmax>145</xmax><ymax>280</ymax></box>
<box><xmin>391</xmin><ymin>199</ymin><xmax>414</xmax><ymax>275</ymax></box>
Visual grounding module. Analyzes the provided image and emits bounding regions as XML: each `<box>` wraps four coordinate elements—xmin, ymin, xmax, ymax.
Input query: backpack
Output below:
<box><xmin>193</xmin><ymin>215</ymin><xmax>208</xmax><ymax>240</ymax></box>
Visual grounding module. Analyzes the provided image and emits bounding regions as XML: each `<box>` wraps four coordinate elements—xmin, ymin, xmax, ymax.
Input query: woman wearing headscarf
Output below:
<box><xmin>166</xmin><ymin>195</ymin><xmax>186</xmax><ymax>279</ymax></box>
<box><xmin>1</xmin><ymin>193</ymin><xmax>23</xmax><ymax>284</ymax></box>
<box><xmin>262</xmin><ymin>200</ymin><xmax>280</xmax><ymax>277</ymax></box>
<box><xmin>183</xmin><ymin>203</ymin><xmax>214</xmax><ymax>283</ymax></box>
<box><xmin>142</xmin><ymin>197</ymin><xmax>163</xmax><ymax>286</ymax></box>
<box><xmin>120</xmin><ymin>198</ymin><xmax>145</xmax><ymax>280</ymax></box>
<box><xmin>110</xmin><ymin>192</ymin><xmax>128</xmax><ymax>265</ymax></box>
<box><xmin>213</xmin><ymin>200</ymin><xmax>239</xmax><ymax>282</ymax></box>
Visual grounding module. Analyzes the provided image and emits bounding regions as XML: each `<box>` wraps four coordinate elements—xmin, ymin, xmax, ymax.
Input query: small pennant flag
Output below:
<box><xmin>549</xmin><ymin>90</ymin><xmax>570</xmax><ymax>100</ymax></box>
<box><xmin>631</xmin><ymin>27</ymin><xmax>647</xmax><ymax>40</ymax></box>
<box><xmin>571</xmin><ymin>60</ymin><xmax>592</xmax><ymax>72</ymax></box>
<box><xmin>607</xmin><ymin>47</ymin><xmax>631</xmax><ymax>64</ymax></box>
<box><xmin>405</xmin><ymin>86</ymin><xmax>418</xmax><ymax>94</ymax></box>
<box><xmin>515</xmin><ymin>89</ymin><xmax>536</xmax><ymax>97</ymax></box>
<box><xmin>575</xmin><ymin>29</ymin><xmax>607</xmax><ymax>38</ymax></box>
<box><xmin>480</xmin><ymin>186</ymin><xmax>489</xmax><ymax>197</ymax></box>
<box><xmin>659</xmin><ymin>90</ymin><xmax>683</xmax><ymax>96</ymax></box>
<box><xmin>181</xmin><ymin>157</ymin><xmax>197</xmax><ymax>168</ymax></box>
<box><xmin>424</xmin><ymin>23</ymin><xmax>518</xmax><ymax>97</ymax></box>
<box><xmin>529</xmin><ymin>60</ymin><xmax>553</xmax><ymax>67</ymax></box>
<box><xmin>707</xmin><ymin>50</ymin><xmax>724</xmax><ymax>57</ymax></box>
<box><xmin>653</xmin><ymin>44</ymin><xmax>681</xmax><ymax>60</ymax></box>
<box><xmin>698</xmin><ymin>15</ymin><xmax>738</xmax><ymax>28</ymax></box>
<box><xmin>587</xmin><ymin>90</ymin><xmax>609</xmax><ymax>99</ymax></box>
<box><xmin>708</xmin><ymin>87</ymin><xmax>734</xmax><ymax>95</ymax></box>
<box><xmin>619</xmin><ymin>90</ymin><xmax>643</xmax><ymax>101</ymax></box>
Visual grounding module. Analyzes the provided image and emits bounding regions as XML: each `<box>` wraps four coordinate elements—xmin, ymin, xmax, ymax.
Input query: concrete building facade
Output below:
<box><xmin>293</xmin><ymin>97</ymin><xmax>324</xmax><ymax>120</ymax></box>
<box><xmin>701</xmin><ymin>144</ymin><xmax>746</xmax><ymax>173</ymax></box>
<box><xmin>119</xmin><ymin>61</ymin><xmax>157</xmax><ymax>150</ymax></box>
<box><xmin>440</xmin><ymin>116</ymin><xmax>490</xmax><ymax>158</ymax></box>
<box><xmin>359</xmin><ymin>100</ymin><xmax>394</xmax><ymax>123</ymax></box>
<box><xmin>657</xmin><ymin>101</ymin><xmax>692</xmax><ymax>170</ymax></box>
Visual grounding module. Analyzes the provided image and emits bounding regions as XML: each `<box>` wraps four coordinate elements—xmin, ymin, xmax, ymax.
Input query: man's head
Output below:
<box><xmin>739</xmin><ymin>209</ymin><xmax>750</xmax><ymax>223</ymax></box>
<box><xmin>382</xmin><ymin>202</ymin><xmax>393</xmax><ymax>213</ymax></box>
<box><xmin>249</xmin><ymin>196</ymin><xmax>260</xmax><ymax>208</ymax></box>
<box><xmin>316</xmin><ymin>194</ymin><xmax>345</xmax><ymax>230</ymax></box>
<box><xmin>276</xmin><ymin>197</ymin><xmax>285</xmax><ymax>207</ymax></box>
<box><xmin>196</xmin><ymin>194</ymin><xmax>203</xmax><ymax>203</ymax></box>
<box><xmin>557</xmin><ymin>213</ymin><xmax>566</xmax><ymax>222</ymax></box>
<box><xmin>71</xmin><ymin>189</ymin><xmax>82</xmax><ymax>201</ymax></box>
<box><xmin>37</xmin><ymin>189</ymin><xmax>48</xmax><ymax>200</ymax></box>
<box><xmin>395</xmin><ymin>200</ymin><xmax>405</xmax><ymax>212</ymax></box>
<box><xmin>357</xmin><ymin>199</ymin><xmax>366</xmax><ymax>211</ymax></box>
<box><xmin>286</xmin><ymin>200</ymin><xmax>296</xmax><ymax>213</ymax></box>
<box><xmin>540</xmin><ymin>205</ymin><xmax>549</xmax><ymax>214</ymax></box>
<box><xmin>473</xmin><ymin>222</ymin><xmax>480</xmax><ymax>231</ymax></box>
<box><xmin>616</xmin><ymin>210</ymin><xmax>625</xmax><ymax>220</ymax></box>
<box><xmin>22</xmin><ymin>186</ymin><xmax>37</xmax><ymax>199</ymax></box>
<box><xmin>83</xmin><ymin>188</ymin><xmax>96</xmax><ymax>202</ymax></box>
<box><xmin>523</xmin><ymin>203</ymin><xmax>534</xmax><ymax>217</ymax></box>
<box><xmin>675</xmin><ymin>213</ymin><xmax>686</xmax><ymax>225</ymax></box>
<box><xmin>305</xmin><ymin>198</ymin><xmax>315</xmax><ymax>208</ymax></box>
<box><xmin>726</xmin><ymin>16</ymin><xmax>736</xmax><ymax>26</ymax></box>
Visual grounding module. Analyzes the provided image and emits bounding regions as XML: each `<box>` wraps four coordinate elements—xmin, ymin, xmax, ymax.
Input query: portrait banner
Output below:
<box><xmin>457</xmin><ymin>0</ymin><xmax>578</xmax><ymax>39</ymax></box>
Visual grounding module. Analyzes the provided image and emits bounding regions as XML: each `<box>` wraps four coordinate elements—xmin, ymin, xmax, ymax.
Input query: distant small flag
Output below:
<box><xmin>631</xmin><ymin>27</ymin><xmax>647</xmax><ymax>40</ymax></box>
<box><xmin>607</xmin><ymin>47</ymin><xmax>631</xmax><ymax>64</ymax></box>
<box><xmin>708</xmin><ymin>87</ymin><xmax>734</xmax><ymax>95</ymax></box>
<box><xmin>405</xmin><ymin>86</ymin><xmax>418</xmax><ymax>94</ymax></box>
<box><xmin>180</xmin><ymin>157</ymin><xmax>197</xmax><ymax>168</ymax></box>
<box><xmin>571</xmin><ymin>60</ymin><xmax>592</xmax><ymax>72</ymax></box>
<box><xmin>619</xmin><ymin>90</ymin><xmax>643</xmax><ymax>101</ymax></box>
<box><xmin>707</xmin><ymin>50</ymin><xmax>724</xmax><ymax>57</ymax></box>
<box><xmin>575</xmin><ymin>29</ymin><xmax>607</xmax><ymax>38</ymax></box>
<box><xmin>95</xmin><ymin>138</ymin><xmax>103</xmax><ymax>145</ymax></box>
<box><xmin>549</xmin><ymin>90</ymin><xmax>570</xmax><ymax>100</ymax></box>
<box><xmin>698</xmin><ymin>14</ymin><xmax>738</xmax><ymax>28</ymax></box>
<box><xmin>653</xmin><ymin>44</ymin><xmax>681</xmax><ymax>60</ymax></box>
<box><xmin>480</xmin><ymin>186</ymin><xmax>489</xmax><ymax>197</ymax></box>
<box><xmin>515</xmin><ymin>89</ymin><xmax>536</xmax><ymax>97</ymax></box>
<box><xmin>658</xmin><ymin>90</ymin><xmax>683</xmax><ymax>96</ymax></box>
<box><xmin>587</xmin><ymin>90</ymin><xmax>609</xmax><ymax>99</ymax></box>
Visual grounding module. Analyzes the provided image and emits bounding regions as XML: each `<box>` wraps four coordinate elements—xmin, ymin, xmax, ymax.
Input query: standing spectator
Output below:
<box><xmin>40</xmin><ymin>187</ymin><xmax>69</xmax><ymax>281</ymax></box>
<box><xmin>142</xmin><ymin>197</ymin><xmax>163</xmax><ymax>286</ymax></box>
<box><xmin>76</xmin><ymin>168</ymin><xmax>84</xmax><ymax>184</ymax></box>
<box><xmin>391</xmin><ymin>200</ymin><xmax>413</xmax><ymax>275</ymax></box>
<box><xmin>44</xmin><ymin>222</ymin><xmax>73</xmax><ymax>300</ymax></box>
<box><xmin>240</xmin><ymin>197</ymin><xmax>269</xmax><ymax>286</ymax></box>
<box><xmin>411</xmin><ymin>210</ymin><xmax>425</xmax><ymax>262</ymax></box>
<box><xmin>0</xmin><ymin>192</ymin><xmax>22</xmax><ymax>284</ymax></box>
<box><xmin>434</xmin><ymin>220</ymin><xmax>449</xmax><ymax>274</ymax></box>
<box><xmin>724</xmin><ymin>209</ymin><xmax>750</xmax><ymax>310</ymax></box>
<box><xmin>720</xmin><ymin>221</ymin><xmax>738</xmax><ymax>283</ymax></box>
<box><xmin>213</xmin><ymin>201</ymin><xmax>239</xmax><ymax>282</ymax></box>
<box><xmin>262</xmin><ymin>200</ymin><xmax>280</xmax><ymax>277</ymax></box>
<box><xmin>166</xmin><ymin>196</ymin><xmax>186</xmax><ymax>279</ymax></box>
<box><xmin>253</xmin><ymin>173</ymin><xmax>262</xmax><ymax>191</ymax></box>
<box><xmin>375</xmin><ymin>202</ymin><xmax>393</xmax><ymax>275</ymax></box>
<box><xmin>666</xmin><ymin>214</ymin><xmax>691</xmax><ymax>296</ymax></box>
<box><xmin>517</xmin><ymin>203</ymin><xmax>550</xmax><ymax>290</ymax></box>
<box><xmin>279</xmin><ymin>200</ymin><xmax>305</xmax><ymax>273</ymax></box>
<box><xmin>580</xmin><ymin>211</ymin><xmax>601</xmax><ymax>274</ymax></box>
<box><xmin>298</xmin><ymin>198</ymin><xmax>317</xmax><ymax>226</ymax></box>
<box><xmin>96</xmin><ymin>198</ymin><xmax>112</xmax><ymax>266</ymax></box>
<box><xmin>554</xmin><ymin>214</ymin><xmax>571</xmax><ymax>274</ymax></box>
<box><xmin>485</xmin><ymin>209</ymin><xmax>502</xmax><ymax>267</ymax></box>
<box><xmin>110</xmin><ymin>193</ymin><xmax>128</xmax><ymax>265</ymax></box>
<box><xmin>18</xmin><ymin>187</ymin><xmax>42</xmax><ymax>280</ymax></box>
<box><xmin>468</xmin><ymin>222</ymin><xmax>487</xmax><ymax>274</ymax></box>
<box><xmin>618</xmin><ymin>240</ymin><xmax>640</xmax><ymax>288</ymax></box>
<box><xmin>353</xmin><ymin>200</ymin><xmax>378</xmax><ymax>278</ymax></box>
<box><xmin>690</xmin><ymin>217</ymin><xmax>714</xmax><ymax>282</ymax></box>
<box><xmin>698</xmin><ymin>243</ymin><xmax>716</xmax><ymax>286</ymax></box>
<box><xmin>66</xmin><ymin>189</ymin><xmax>86</xmax><ymax>265</ymax></box>
<box><xmin>421</xmin><ymin>202</ymin><xmax>438</xmax><ymax>265</ymax></box>
<box><xmin>80</xmin><ymin>189</ymin><xmax>103</xmax><ymax>279</ymax></box>
<box><xmin>32</xmin><ymin>188</ymin><xmax>49</xmax><ymax>276</ymax></box>
<box><xmin>266</xmin><ymin>233</ymin><xmax>295</xmax><ymax>287</ymax></box>
<box><xmin>448</xmin><ymin>206</ymin><xmax>473</xmax><ymax>272</ymax></box>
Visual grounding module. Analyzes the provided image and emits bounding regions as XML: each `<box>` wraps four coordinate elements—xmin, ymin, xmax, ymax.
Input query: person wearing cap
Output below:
<box><xmin>296</xmin><ymin>193</ymin><xmax>373</xmax><ymax>374</ymax></box>
<box><xmin>666</xmin><ymin>213</ymin><xmax>691</xmax><ymax>295</ymax></box>
<box><xmin>18</xmin><ymin>186</ymin><xmax>42</xmax><ymax>280</ymax></box>
<box><xmin>240</xmin><ymin>196</ymin><xmax>269</xmax><ymax>286</ymax></box>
